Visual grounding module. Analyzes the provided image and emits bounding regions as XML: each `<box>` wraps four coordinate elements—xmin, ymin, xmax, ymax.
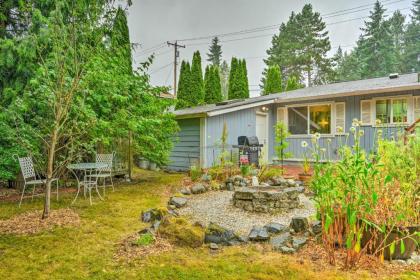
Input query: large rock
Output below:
<box><xmin>180</xmin><ymin>188</ymin><xmax>191</xmax><ymax>195</ymax></box>
<box><xmin>270</xmin><ymin>232</ymin><xmax>292</xmax><ymax>250</ymax></box>
<box><xmin>169</xmin><ymin>196</ymin><xmax>188</xmax><ymax>208</ymax></box>
<box><xmin>204</xmin><ymin>223</ymin><xmax>242</xmax><ymax>245</ymax></box>
<box><xmin>290</xmin><ymin>216</ymin><xmax>309</xmax><ymax>233</ymax></box>
<box><xmin>158</xmin><ymin>217</ymin><xmax>204</xmax><ymax>248</ymax></box>
<box><xmin>271</xmin><ymin>176</ymin><xmax>287</xmax><ymax>186</ymax></box>
<box><xmin>141</xmin><ymin>208</ymin><xmax>167</xmax><ymax>223</ymax></box>
<box><xmin>311</xmin><ymin>220</ymin><xmax>322</xmax><ymax>235</ymax></box>
<box><xmin>280</xmin><ymin>246</ymin><xmax>296</xmax><ymax>254</ymax></box>
<box><xmin>191</xmin><ymin>184</ymin><xmax>206</xmax><ymax>194</ymax></box>
<box><xmin>248</xmin><ymin>226</ymin><xmax>270</xmax><ymax>241</ymax></box>
<box><xmin>292</xmin><ymin>236</ymin><xmax>308</xmax><ymax>250</ymax></box>
<box><xmin>264</xmin><ymin>223</ymin><xmax>288</xmax><ymax>234</ymax></box>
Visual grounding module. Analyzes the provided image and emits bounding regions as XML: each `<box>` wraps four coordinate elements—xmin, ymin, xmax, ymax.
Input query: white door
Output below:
<box><xmin>256</xmin><ymin>113</ymin><xmax>268</xmax><ymax>163</ymax></box>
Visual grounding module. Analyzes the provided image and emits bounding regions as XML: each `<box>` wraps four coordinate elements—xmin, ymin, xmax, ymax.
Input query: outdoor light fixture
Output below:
<box><xmin>261</xmin><ymin>106</ymin><xmax>269</xmax><ymax>112</ymax></box>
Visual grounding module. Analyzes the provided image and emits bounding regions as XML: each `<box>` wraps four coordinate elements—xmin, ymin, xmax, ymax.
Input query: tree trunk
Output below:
<box><xmin>42</xmin><ymin>128</ymin><xmax>58</xmax><ymax>219</ymax></box>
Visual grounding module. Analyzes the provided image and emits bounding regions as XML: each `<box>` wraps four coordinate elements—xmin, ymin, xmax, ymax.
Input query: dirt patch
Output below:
<box><xmin>0</xmin><ymin>208</ymin><xmax>80</xmax><ymax>235</ymax></box>
<box><xmin>297</xmin><ymin>239</ymin><xmax>420</xmax><ymax>279</ymax></box>
<box><xmin>115</xmin><ymin>232</ymin><xmax>172</xmax><ymax>261</ymax></box>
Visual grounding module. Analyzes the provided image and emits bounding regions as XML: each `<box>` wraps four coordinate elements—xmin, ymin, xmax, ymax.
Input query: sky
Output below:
<box><xmin>125</xmin><ymin>0</ymin><xmax>413</xmax><ymax>96</ymax></box>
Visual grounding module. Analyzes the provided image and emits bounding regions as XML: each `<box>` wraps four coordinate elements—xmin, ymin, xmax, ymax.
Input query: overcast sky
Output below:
<box><xmin>126</xmin><ymin>0</ymin><xmax>412</xmax><ymax>96</ymax></box>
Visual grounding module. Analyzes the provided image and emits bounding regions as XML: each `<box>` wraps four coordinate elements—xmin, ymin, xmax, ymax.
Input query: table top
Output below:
<box><xmin>67</xmin><ymin>162</ymin><xmax>108</xmax><ymax>170</ymax></box>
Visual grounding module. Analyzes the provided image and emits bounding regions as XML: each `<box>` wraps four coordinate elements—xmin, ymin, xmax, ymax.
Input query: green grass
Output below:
<box><xmin>135</xmin><ymin>232</ymin><xmax>154</xmax><ymax>246</ymax></box>
<box><xmin>0</xmin><ymin>170</ymin><xmax>417</xmax><ymax>280</ymax></box>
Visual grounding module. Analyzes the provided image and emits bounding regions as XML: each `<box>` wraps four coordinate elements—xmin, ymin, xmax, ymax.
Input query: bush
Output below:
<box><xmin>258</xmin><ymin>167</ymin><xmax>284</xmax><ymax>182</ymax></box>
<box><xmin>134</xmin><ymin>232</ymin><xmax>155</xmax><ymax>246</ymax></box>
<box><xmin>158</xmin><ymin>217</ymin><xmax>204</xmax><ymax>248</ymax></box>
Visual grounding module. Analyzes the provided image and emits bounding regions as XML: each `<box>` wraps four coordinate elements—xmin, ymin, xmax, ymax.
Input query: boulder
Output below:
<box><xmin>169</xmin><ymin>197</ymin><xmax>188</xmax><ymax>208</ymax></box>
<box><xmin>191</xmin><ymin>184</ymin><xmax>206</xmax><ymax>194</ymax></box>
<box><xmin>167</xmin><ymin>209</ymin><xmax>179</xmax><ymax>217</ymax></box>
<box><xmin>205</xmin><ymin>223</ymin><xmax>242</xmax><ymax>245</ymax></box>
<box><xmin>290</xmin><ymin>216</ymin><xmax>309</xmax><ymax>233</ymax></box>
<box><xmin>201</xmin><ymin>174</ymin><xmax>212</xmax><ymax>182</ymax></box>
<box><xmin>140</xmin><ymin>208</ymin><xmax>167</xmax><ymax>223</ymax></box>
<box><xmin>209</xmin><ymin>243</ymin><xmax>219</xmax><ymax>250</ymax></box>
<box><xmin>180</xmin><ymin>188</ymin><xmax>191</xmax><ymax>195</ymax></box>
<box><xmin>286</xmin><ymin>179</ymin><xmax>295</xmax><ymax>186</ymax></box>
<box><xmin>311</xmin><ymin>220</ymin><xmax>322</xmax><ymax>235</ymax></box>
<box><xmin>292</xmin><ymin>236</ymin><xmax>308</xmax><ymax>250</ymax></box>
<box><xmin>158</xmin><ymin>217</ymin><xmax>204</xmax><ymax>248</ymax></box>
<box><xmin>226</xmin><ymin>182</ymin><xmax>234</xmax><ymax>191</ymax></box>
<box><xmin>264</xmin><ymin>223</ymin><xmax>288</xmax><ymax>234</ymax></box>
<box><xmin>248</xmin><ymin>226</ymin><xmax>270</xmax><ymax>241</ymax></box>
<box><xmin>270</xmin><ymin>232</ymin><xmax>292</xmax><ymax>250</ymax></box>
<box><xmin>280</xmin><ymin>246</ymin><xmax>296</xmax><ymax>254</ymax></box>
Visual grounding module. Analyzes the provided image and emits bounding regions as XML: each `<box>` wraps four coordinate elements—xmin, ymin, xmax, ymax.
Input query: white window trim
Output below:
<box><xmin>414</xmin><ymin>96</ymin><xmax>420</xmax><ymax>121</ymax></box>
<box><xmin>285</xmin><ymin>102</ymin><xmax>335</xmax><ymax>136</ymax></box>
<box><xmin>371</xmin><ymin>95</ymin><xmax>412</xmax><ymax>127</ymax></box>
<box><xmin>334</xmin><ymin>102</ymin><xmax>346</xmax><ymax>135</ymax></box>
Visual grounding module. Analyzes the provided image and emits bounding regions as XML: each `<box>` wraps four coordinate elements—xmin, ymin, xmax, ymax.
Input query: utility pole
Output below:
<box><xmin>167</xmin><ymin>41</ymin><xmax>185</xmax><ymax>97</ymax></box>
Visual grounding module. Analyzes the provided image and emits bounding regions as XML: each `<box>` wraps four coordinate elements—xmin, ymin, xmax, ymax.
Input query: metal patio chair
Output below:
<box><xmin>82</xmin><ymin>166</ymin><xmax>103</xmax><ymax>205</ymax></box>
<box><xmin>18</xmin><ymin>156</ymin><xmax>59</xmax><ymax>207</ymax></box>
<box><xmin>86</xmin><ymin>153</ymin><xmax>114</xmax><ymax>195</ymax></box>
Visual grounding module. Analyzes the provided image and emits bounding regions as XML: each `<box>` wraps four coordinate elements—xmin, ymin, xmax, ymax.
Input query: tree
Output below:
<box><xmin>219</xmin><ymin>60</ymin><xmax>230</xmax><ymax>100</ymax></box>
<box><xmin>190</xmin><ymin>51</ymin><xmax>205</xmax><ymax>105</ymax></box>
<box><xmin>285</xmin><ymin>76</ymin><xmax>303</xmax><ymax>91</ymax></box>
<box><xmin>228</xmin><ymin>57</ymin><xmax>239</xmax><ymax>99</ymax></box>
<box><xmin>402</xmin><ymin>0</ymin><xmax>420</xmax><ymax>73</ymax></box>
<box><xmin>204</xmin><ymin>65</ymin><xmax>222</xmax><ymax>104</ymax></box>
<box><xmin>228</xmin><ymin>58</ymin><xmax>249</xmax><ymax>99</ymax></box>
<box><xmin>263</xmin><ymin>65</ymin><xmax>282</xmax><ymax>95</ymax></box>
<box><xmin>240</xmin><ymin>59</ymin><xmax>250</xmax><ymax>98</ymax></box>
<box><xmin>263</xmin><ymin>4</ymin><xmax>333</xmax><ymax>87</ymax></box>
<box><xmin>207</xmin><ymin>37</ymin><xmax>222</xmax><ymax>66</ymax></box>
<box><xmin>388</xmin><ymin>11</ymin><xmax>406</xmax><ymax>73</ymax></box>
<box><xmin>111</xmin><ymin>7</ymin><xmax>132</xmax><ymax>71</ymax></box>
<box><xmin>176</xmin><ymin>60</ymin><xmax>192</xmax><ymax>109</ymax></box>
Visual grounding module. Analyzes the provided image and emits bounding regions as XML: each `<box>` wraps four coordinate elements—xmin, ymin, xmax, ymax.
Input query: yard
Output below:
<box><xmin>0</xmin><ymin>169</ymin><xmax>417</xmax><ymax>280</ymax></box>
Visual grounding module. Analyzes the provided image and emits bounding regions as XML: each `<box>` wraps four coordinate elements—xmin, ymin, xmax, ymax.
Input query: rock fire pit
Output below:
<box><xmin>233</xmin><ymin>185</ymin><xmax>304</xmax><ymax>213</ymax></box>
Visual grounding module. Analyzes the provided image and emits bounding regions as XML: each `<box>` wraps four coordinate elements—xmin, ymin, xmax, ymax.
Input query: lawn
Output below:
<box><xmin>0</xmin><ymin>170</ymin><xmax>417</xmax><ymax>280</ymax></box>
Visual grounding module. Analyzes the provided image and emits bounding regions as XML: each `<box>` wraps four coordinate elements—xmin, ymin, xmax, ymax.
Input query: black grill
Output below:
<box><xmin>233</xmin><ymin>136</ymin><xmax>263</xmax><ymax>167</ymax></box>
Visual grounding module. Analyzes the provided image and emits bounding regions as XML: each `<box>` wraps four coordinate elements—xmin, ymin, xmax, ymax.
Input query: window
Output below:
<box><xmin>415</xmin><ymin>97</ymin><xmax>420</xmax><ymax>120</ymax></box>
<box><xmin>287</xmin><ymin>104</ymin><xmax>332</xmax><ymax>135</ymax></box>
<box><xmin>375</xmin><ymin>98</ymin><xmax>407</xmax><ymax>124</ymax></box>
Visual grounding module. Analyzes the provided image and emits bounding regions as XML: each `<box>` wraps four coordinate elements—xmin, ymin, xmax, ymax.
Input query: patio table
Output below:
<box><xmin>68</xmin><ymin>162</ymin><xmax>108</xmax><ymax>204</ymax></box>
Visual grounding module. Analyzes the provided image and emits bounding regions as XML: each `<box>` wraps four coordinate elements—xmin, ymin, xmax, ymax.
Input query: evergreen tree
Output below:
<box><xmin>263</xmin><ymin>65</ymin><xmax>282</xmax><ymax>95</ymax></box>
<box><xmin>112</xmin><ymin>7</ymin><xmax>132</xmax><ymax>72</ymax></box>
<box><xmin>207</xmin><ymin>37</ymin><xmax>222</xmax><ymax>66</ymax></box>
<box><xmin>228</xmin><ymin>57</ymin><xmax>239</xmax><ymax>99</ymax></box>
<box><xmin>285</xmin><ymin>76</ymin><xmax>303</xmax><ymax>91</ymax></box>
<box><xmin>402</xmin><ymin>0</ymin><xmax>420</xmax><ymax>73</ymax></box>
<box><xmin>176</xmin><ymin>60</ymin><xmax>192</xmax><ymax>109</ymax></box>
<box><xmin>240</xmin><ymin>59</ymin><xmax>250</xmax><ymax>98</ymax></box>
<box><xmin>190</xmin><ymin>51</ymin><xmax>205</xmax><ymax>104</ymax></box>
<box><xmin>263</xmin><ymin>4</ymin><xmax>333</xmax><ymax>87</ymax></box>
<box><xmin>388</xmin><ymin>11</ymin><xmax>406</xmax><ymax>73</ymax></box>
<box><xmin>219</xmin><ymin>60</ymin><xmax>230</xmax><ymax>100</ymax></box>
<box><xmin>204</xmin><ymin>65</ymin><xmax>222</xmax><ymax>104</ymax></box>
<box><xmin>228</xmin><ymin>58</ymin><xmax>249</xmax><ymax>99</ymax></box>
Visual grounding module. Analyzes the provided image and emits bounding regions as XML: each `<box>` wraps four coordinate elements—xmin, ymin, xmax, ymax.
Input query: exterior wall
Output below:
<box><xmin>205</xmin><ymin>107</ymin><xmax>258</xmax><ymax>168</ymax></box>
<box><xmin>167</xmin><ymin>118</ymin><xmax>201</xmax><ymax>171</ymax></box>
<box><xmin>270</xmin><ymin>90</ymin><xmax>420</xmax><ymax>162</ymax></box>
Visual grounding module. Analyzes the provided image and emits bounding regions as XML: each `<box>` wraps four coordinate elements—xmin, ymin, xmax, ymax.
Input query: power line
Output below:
<box><xmin>149</xmin><ymin>62</ymin><xmax>173</xmax><ymax>75</ymax></box>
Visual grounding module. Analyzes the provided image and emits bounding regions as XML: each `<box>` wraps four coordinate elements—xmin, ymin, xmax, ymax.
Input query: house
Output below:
<box><xmin>167</xmin><ymin>73</ymin><xmax>420</xmax><ymax>171</ymax></box>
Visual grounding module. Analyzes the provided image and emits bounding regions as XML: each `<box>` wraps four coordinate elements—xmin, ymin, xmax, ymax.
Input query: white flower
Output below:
<box><xmin>336</xmin><ymin>126</ymin><xmax>344</xmax><ymax>133</ymax></box>
<box><xmin>358</xmin><ymin>130</ymin><xmax>365</xmax><ymax>137</ymax></box>
<box><xmin>350</xmin><ymin>127</ymin><xmax>356</xmax><ymax>134</ymax></box>
<box><xmin>377</xmin><ymin>129</ymin><xmax>383</xmax><ymax>136</ymax></box>
<box><xmin>327</xmin><ymin>138</ymin><xmax>332</xmax><ymax>144</ymax></box>
<box><xmin>352</xmin><ymin>118</ymin><xmax>360</xmax><ymax>127</ymax></box>
<box><xmin>301</xmin><ymin>141</ymin><xmax>308</xmax><ymax>148</ymax></box>
<box><xmin>320</xmin><ymin>148</ymin><xmax>327</xmax><ymax>153</ymax></box>
<box><xmin>375</xmin><ymin>119</ymin><xmax>382</xmax><ymax>126</ymax></box>
<box><xmin>314</xmin><ymin>132</ymin><xmax>321</xmax><ymax>140</ymax></box>
<box><xmin>311</xmin><ymin>135</ymin><xmax>317</xmax><ymax>144</ymax></box>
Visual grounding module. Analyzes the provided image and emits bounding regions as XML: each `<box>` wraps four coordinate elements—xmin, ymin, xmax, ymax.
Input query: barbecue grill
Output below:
<box><xmin>233</xmin><ymin>136</ymin><xmax>263</xmax><ymax>167</ymax></box>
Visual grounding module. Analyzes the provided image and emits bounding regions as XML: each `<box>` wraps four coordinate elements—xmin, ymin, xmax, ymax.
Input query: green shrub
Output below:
<box><xmin>158</xmin><ymin>217</ymin><xmax>204</xmax><ymax>248</ymax></box>
<box><xmin>258</xmin><ymin>167</ymin><xmax>284</xmax><ymax>182</ymax></box>
<box><xmin>134</xmin><ymin>232</ymin><xmax>155</xmax><ymax>246</ymax></box>
<box><xmin>190</xmin><ymin>165</ymin><xmax>202</xmax><ymax>181</ymax></box>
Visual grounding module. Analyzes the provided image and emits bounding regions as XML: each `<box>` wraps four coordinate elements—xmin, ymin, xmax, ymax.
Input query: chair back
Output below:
<box><xmin>96</xmin><ymin>153</ymin><xmax>113</xmax><ymax>173</ymax></box>
<box><xmin>18</xmin><ymin>157</ymin><xmax>36</xmax><ymax>182</ymax></box>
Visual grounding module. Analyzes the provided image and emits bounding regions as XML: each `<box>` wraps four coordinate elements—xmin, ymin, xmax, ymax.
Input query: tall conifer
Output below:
<box><xmin>190</xmin><ymin>51</ymin><xmax>204</xmax><ymax>104</ymax></box>
<box><xmin>263</xmin><ymin>65</ymin><xmax>282</xmax><ymax>95</ymax></box>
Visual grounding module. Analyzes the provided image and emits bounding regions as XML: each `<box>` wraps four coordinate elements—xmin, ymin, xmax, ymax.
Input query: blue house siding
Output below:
<box><xmin>205</xmin><ymin>107</ymin><xmax>258</xmax><ymax>168</ymax></box>
<box><xmin>168</xmin><ymin>118</ymin><xmax>201</xmax><ymax>171</ymax></box>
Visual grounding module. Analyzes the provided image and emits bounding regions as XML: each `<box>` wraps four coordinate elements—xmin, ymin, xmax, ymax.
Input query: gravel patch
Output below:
<box><xmin>178</xmin><ymin>191</ymin><xmax>316</xmax><ymax>235</ymax></box>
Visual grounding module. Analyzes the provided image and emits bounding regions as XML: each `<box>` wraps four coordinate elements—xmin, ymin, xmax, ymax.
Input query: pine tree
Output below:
<box><xmin>176</xmin><ymin>60</ymin><xmax>192</xmax><ymax>109</ymax></box>
<box><xmin>263</xmin><ymin>4</ymin><xmax>333</xmax><ymax>87</ymax></box>
<box><xmin>207</xmin><ymin>37</ymin><xmax>222</xmax><ymax>66</ymax></box>
<box><xmin>204</xmin><ymin>65</ymin><xmax>222</xmax><ymax>104</ymax></box>
<box><xmin>263</xmin><ymin>65</ymin><xmax>282</xmax><ymax>95</ymax></box>
<box><xmin>388</xmin><ymin>11</ymin><xmax>406</xmax><ymax>73</ymax></box>
<box><xmin>402</xmin><ymin>0</ymin><xmax>420</xmax><ymax>73</ymax></box>
<box><xmin>285</xmin><ymin>76</ymin><xmax>303</xmax><ymax>91</ymax></box>
<box><xmin>228</xmin><ymin>58</ymin><xmax>250</xmax><ymax>99</ymax></box>
<box><xmin>228</xmin><ymin>57</ymin><xmax>239</xmax><ymax>100</ymax></box>
<box><xmin>190</xmin><ymin>51</ymin><xmax>205</xmax><ymax>104</ymax></box>
<box><xmin>112</xmin><ymin>7</ymin><xmax>132</xmax><ymax>72</ymax></box>
<box><xmin>240</xmin><ymin>59</ymin><xmax>250</xmax><ymax>98</ymax></box>
<box><xmin>219</xmin><ymin>60</ymin><xmax>230</xmax><ymax>100</ymax></box>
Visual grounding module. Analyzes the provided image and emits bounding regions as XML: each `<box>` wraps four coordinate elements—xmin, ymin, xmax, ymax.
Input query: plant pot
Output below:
<box><xmin>139</xmin><ymin>159</ymin><xmax>149</xmax><ymax>170</ymax></box>
<box><xmin>298</xmin><ymin>173</ymin><xmax>312</xmax><ymax>185</ymax></box>
<box><xmin>148</xmin><ymin>162</ymin><xmax>158</xmax><ymax>171</ymax></box>
<box><xmin>361</xmin><ymin>225</ymin><xmax>419</xmax><ymax>260</ymax></box>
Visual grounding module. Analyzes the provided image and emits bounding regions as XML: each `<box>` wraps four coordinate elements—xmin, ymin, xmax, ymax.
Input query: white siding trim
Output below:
<box><xmin>334</xmin><ymin>102</ymin><xmax>346</xmax><ymax>135</ymax></box>
<box><xmin>199</xmin><ymin>118</ymin><xmax>206</xmax><ymax>168</ymax></box>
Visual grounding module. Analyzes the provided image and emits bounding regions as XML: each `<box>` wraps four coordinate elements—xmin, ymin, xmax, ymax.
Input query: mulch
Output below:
<box><xmin>297</xmin><ymin>238</ymin><xmax>420</xmax><ymax>279</ymax></box>
<box><xmin>0</xmin><ymin>208</ymin><xmax>80</xmax><ymax>235</ymax></box>
<box><xmin>114</xmin><ymin>232</ymin><xmax>173</xmax><ymax>262</ymax></box>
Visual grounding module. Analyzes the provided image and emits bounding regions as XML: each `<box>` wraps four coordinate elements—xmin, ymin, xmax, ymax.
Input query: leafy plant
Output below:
<box><xmin>240</xmin><ymin>164</ymin><xmax>251</xmax><ymax>177</ymax></box>
<box><xmin>274</xmin><ymin>121</ymin><xmax>292</xmax><ymax>169</ymax></box>
<box><xmin>134</xmin><ymin>232</ymin><xmax>155</xmax><ymax>246</ymax></box>
<box><xmin>190</xmin><ymin>165</ymin><xmax>202</xmax><ymax>182</ymax></box>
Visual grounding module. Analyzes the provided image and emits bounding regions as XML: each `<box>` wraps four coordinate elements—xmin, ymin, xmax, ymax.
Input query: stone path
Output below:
<box><xmin>177</xmin><ymin>191</ymin><xmax>316</xmax><ymax>235</ymax></box>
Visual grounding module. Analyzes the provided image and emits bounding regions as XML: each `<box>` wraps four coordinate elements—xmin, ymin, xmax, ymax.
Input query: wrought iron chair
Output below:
<box><xmin>82</xmin><ymin>167</ymin><xmax>102</xmax><ymax>205</ymax></box>
<box><xmin>86</xmin><ymin>153</ymin><xmax>114</xmax><ymax>195</ymax></box>
<box><xmin>18</xmin><ymin>157</ymin><xmax>59</xmax><ymax>207</ymax></box>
